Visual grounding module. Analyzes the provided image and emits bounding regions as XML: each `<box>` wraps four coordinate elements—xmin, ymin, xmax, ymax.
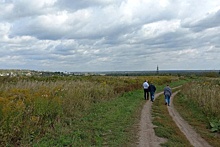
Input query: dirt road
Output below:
<box><xmin>168</xmin><ymin>91</ymin><xmax>211</xmax><ymax>147</ymax></box>
<box><xmin>137</xmin><ymin>90</ymin><xmax>212</xmax><ymax>147</ymax></box>
<box><xmin>137</xmin><ymin>92</ymin><xmax>166</xmax><ymax>147</ymax></box>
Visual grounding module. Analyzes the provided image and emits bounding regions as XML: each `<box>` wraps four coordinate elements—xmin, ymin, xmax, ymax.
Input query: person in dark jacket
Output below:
<box><xmin>148</xmin><ymin>82</ymin><xmax>156</xmax><ymax>102</ymax></box>
<box><xmin>164</xmin><ymin>84</ymin><xmax>172</xmax><ymax>106</ymax></box>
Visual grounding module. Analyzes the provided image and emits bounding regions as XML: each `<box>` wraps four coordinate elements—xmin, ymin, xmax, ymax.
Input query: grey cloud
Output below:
<box><xmin>141</xmin><ymin>31</ymin><xmax>192</xmax><ymax>51</ymax></box>
<box><xmin>55</xmin><ymin>0</ymin><xmax>119</xmax><ymax>11</ymax></box>
<box><xmin>182</xmin><ymin>9</ymin><xmax>220</xmax><ymax>32</ymax></box>
<box><xmin>53</xmin><ymin>45</ymin><xmax>74</xmax><ymax>56</ymax></box>
<box><xmin>0</xmin><ymin>0</ymin><xmax>56</xmax><ymax>21</ymax></box>
<box><xmin>8</xmin><ymin>0</ymin><xmax>176</xmax><ymax>41</ymax></box>
<box><xmin>9</xmin><ymin>17</ymin><xmax>69</xmax><ymax>40</ymax></box>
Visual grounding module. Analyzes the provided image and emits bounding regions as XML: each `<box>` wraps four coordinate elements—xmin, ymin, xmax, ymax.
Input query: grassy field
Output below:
<box><xmin>1</xmin><ymin>75</ymin><xmax>219</xmax><ymax>146</ymax></box>
<box><xmin>0</xmin><ymin>75</ymin><xmax>179</xmax><ymax>146</ymax></box>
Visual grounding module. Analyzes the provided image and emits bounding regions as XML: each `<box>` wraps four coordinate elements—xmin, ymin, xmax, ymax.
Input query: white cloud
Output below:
<box><xmin>141</xmin><ymin>20</ymin><xmax>180</xmax><ymax>38</ymax></box>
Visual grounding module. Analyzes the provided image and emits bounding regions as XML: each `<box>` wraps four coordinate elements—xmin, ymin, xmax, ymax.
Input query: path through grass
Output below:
<box><xmin>174</xmin><ymin>92</ymin><xmax>220</xmax><ymax>147</ymax></box>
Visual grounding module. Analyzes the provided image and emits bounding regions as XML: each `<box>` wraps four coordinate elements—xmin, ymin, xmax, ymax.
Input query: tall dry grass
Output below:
<box><xmin>0</xmin><ymin>80</ymin><xmax>116</xmax><ymax>146</ymax></box>
<box><xmin>181</xmin><ymin>79</ymin><xmax>220</xmax><ymax>119</ymax></box>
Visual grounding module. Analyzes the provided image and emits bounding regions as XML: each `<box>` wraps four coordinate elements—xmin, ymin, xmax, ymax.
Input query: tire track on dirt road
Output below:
<box><xmin>137</xmin><ymin>86</ymin><xmax>182</xmax><ymax>147</ymax></box>
<box><xmin>168</xmin><ymin>91</ymin><xmax>212</xmax><ymax>147</ymax></box>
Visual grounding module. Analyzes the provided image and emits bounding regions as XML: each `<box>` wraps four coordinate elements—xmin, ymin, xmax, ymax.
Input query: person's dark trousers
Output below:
<box><xmin>144</xmin><ymin>89</ymin><xmax>149</xmax><ymax>100</ymax></box>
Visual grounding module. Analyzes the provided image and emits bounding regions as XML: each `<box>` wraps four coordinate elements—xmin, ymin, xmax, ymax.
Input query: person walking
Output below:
<box><xmin>143</xmin><ymin>80</ymin><xmax>149</xmax><ymax>100</ymax></box>
<box><xmin>148</xmin><ymin>82</ymin><xmax>156</xmax><ymax>102</ymax></box>
<box><xmin>164</xmin><ymin>84</ymin><xmax>172</xmax><ymax>106</ymax></box>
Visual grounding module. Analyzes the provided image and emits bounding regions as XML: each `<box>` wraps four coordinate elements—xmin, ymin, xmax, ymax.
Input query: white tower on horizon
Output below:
<box><xmin>157</xmin><ymin>65</ymin><xmax>159</xmax><ymax>74</ymax></box>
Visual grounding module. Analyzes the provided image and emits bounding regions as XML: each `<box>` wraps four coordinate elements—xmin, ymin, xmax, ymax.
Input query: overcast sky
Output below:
<box><xmin>0</xmin><ymin>0</ymin><xmax>220</xmax><ymax>72</ymax></box>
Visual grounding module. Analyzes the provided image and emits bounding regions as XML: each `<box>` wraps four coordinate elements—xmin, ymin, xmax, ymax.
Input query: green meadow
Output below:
<box><xmin>0</xmin><ymin>75</ymin><xmax>219</xmax><ymax>146</ymax></box>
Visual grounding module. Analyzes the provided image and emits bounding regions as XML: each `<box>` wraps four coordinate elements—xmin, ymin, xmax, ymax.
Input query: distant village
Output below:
<box><xmin>0</xmin><ymin>69</ymin><xmax>111</xmax><ymax>77</ymax></box>
<box><xmin>0</xmin><ymin>69</ymin><xmax>37</xmax><ymax>77</ymax></box>
<box><xmin>0</xmin><ymin>69</ymin><xmax>219</xmax><ymax>77</ymax></box>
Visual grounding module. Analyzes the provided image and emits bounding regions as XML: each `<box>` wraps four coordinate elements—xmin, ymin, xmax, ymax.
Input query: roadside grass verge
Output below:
<box><xmin>174</xmin><ymin>91</ymin><xmax>220</xmax><ymax>147</ymax></box>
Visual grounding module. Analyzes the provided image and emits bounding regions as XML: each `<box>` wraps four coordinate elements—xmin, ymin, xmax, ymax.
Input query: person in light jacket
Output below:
<box><xmin>164</xmin><ymin>84</ymin><xmax>172</xmax><ymax>106</ymax></box>
<box><xmin>143</xmin><ymin>80</ymin><xmax>149</xmax><ymax>100</ymax></box>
